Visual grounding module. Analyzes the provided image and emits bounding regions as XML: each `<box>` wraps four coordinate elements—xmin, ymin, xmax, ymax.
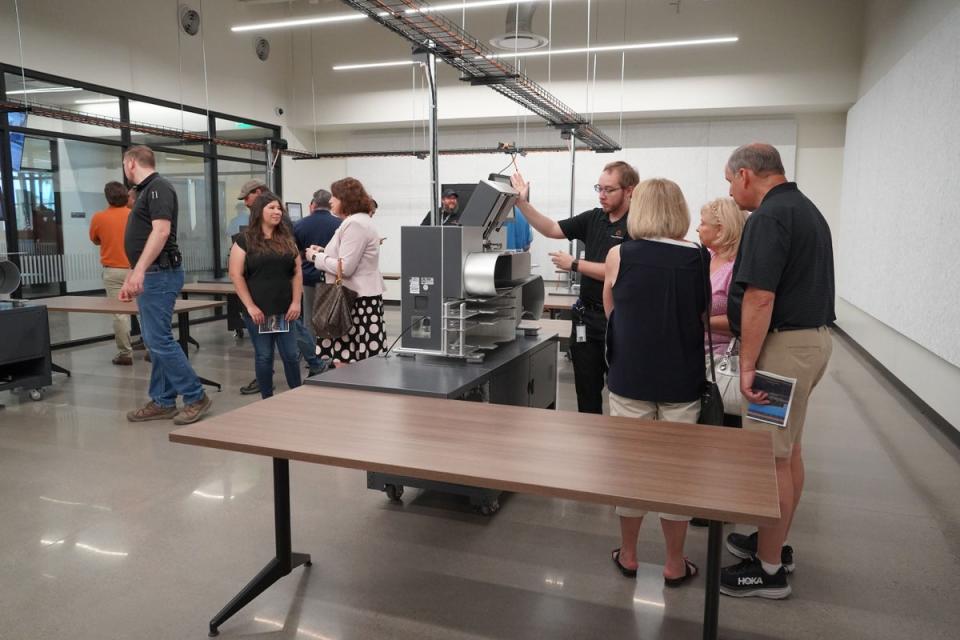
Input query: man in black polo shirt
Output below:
<box><xmin>719</xmin><ymin>143</ymin><xmax>834</xmax><ymax>599</ymax></box>
<box><xmin>119</xmin><ymin>145</ymin><xmax>212</xmax><ymax>425</ymax></box>
<box><xmin>511</xmin><ymin>161</ymin><xmax>639</xmax><ymax>413</ymax></box>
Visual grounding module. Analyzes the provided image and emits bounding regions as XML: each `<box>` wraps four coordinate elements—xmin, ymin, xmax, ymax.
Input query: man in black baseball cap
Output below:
<box><xmin>421</xmin><ymin>188</ymin><xmax>460</xmax><ymax>226</ymax></box>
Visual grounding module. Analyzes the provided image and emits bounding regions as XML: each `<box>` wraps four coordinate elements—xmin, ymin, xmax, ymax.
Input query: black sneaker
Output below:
<box><xmin>726</xmin><ymin>531</ymin><xmax>795</xmax><ymax>573</ymax></box>
<box><xmin>720</xmin><ymin>557</ymin><xmax>791</xmax><ymax>599</ymax></box>
<box><xmin>239</xmin><ymin>379</ymin><xmax>260</xmax><ymax>395</ymax></box>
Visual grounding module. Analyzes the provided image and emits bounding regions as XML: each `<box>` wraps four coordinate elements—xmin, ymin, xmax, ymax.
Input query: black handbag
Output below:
<box><xmin>311</xmin><ymin>258</ymin><xmax>358</xmax><ymax>340</ymax></box>
<box><xmin>697</xmin><ymin>246</ymin><xmax>726</xmax><ymax>427</ymax></box>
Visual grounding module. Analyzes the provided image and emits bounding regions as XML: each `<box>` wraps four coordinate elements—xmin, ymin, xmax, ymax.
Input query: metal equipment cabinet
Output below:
<box><xmin>0</xmin><ymin>301</ymin><xmax>53</xmax><ymax>404</ymax></box>
<box><xmin>305</xmin><ymin>331</ymin><xmax>559</xmax><ymax>514</ymax></box>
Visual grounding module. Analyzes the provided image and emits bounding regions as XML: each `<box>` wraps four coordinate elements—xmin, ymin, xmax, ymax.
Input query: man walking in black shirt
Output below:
<box><xmin>720</xmin><ymin>143</ymin><xmax>835</xmax><ymax>599</ymax></box>
<box><xmin>120</xmin><ymin>145</ymin><xmax>211</xmax><ymax>425</ymax></box>
<box><xmin>511</xmin><ymin>161</ymin><xmax>639</xmax><ymax>413</ymax></box>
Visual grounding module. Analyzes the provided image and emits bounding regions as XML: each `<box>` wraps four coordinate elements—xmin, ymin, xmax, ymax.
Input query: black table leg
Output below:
<box><xmin>51</xmin><ymin>362</ymin><xmax>71</xmax><ymax>377</ymax></box>
<box><xmin>703</xmin><ymin>520</ymin><xmax>723</xmax><ymax>640</ymax></box>
<box><xmin>180</xmin><ymin>293</ymin><xmax>201</xmax><ymax>351</ymax></box>
<box><xmin>208</xmin><ymin>458</ymin><xmax>311</xmax><ymax>637</ymax></box>
<box><xmin>177</xmin><ymin>311</ymin><xmax>220</xmax><ymax>391</ymax></box>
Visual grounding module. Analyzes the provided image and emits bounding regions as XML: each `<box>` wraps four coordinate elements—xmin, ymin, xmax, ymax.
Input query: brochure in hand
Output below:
<box><xmin>258</xmin><ymin>314</ymin><xmax>289</xmax><ymax>334</ymax></box>
<box><xmin>746</xmin><ymin>370</ymin><xmax>797</xmax><ymax>428</ymax></box>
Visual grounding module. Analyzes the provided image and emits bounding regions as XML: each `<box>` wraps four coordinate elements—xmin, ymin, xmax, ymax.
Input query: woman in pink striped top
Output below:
<box><xmin>696</xmin><ymin>198</ymin><xmax>747</xmax><ymax>355</ymax></box>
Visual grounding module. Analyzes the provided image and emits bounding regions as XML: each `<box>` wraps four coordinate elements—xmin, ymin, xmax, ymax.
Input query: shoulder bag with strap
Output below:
<box><xmin>310</xmin><ymin>257</ymin><xmax>358</xmax><ymax>340</ymax></box>
<box><xmin>697</xmin><ymin>245</ymin><xmax>726</xmax><ymax>427</ymax></box>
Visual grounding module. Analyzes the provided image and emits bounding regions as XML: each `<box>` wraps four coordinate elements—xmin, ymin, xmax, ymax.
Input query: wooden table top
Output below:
<box><xmin>522</xmin><ymin>318</ymin><xmax>570</xmax><ymax>337</ymax></box>
<box><xmin>170</xmin><ymin>386</ymin><xmax>780</xmax><ymax>525</ymax></box>
<box><xmin>40</xmin><ymin>295</ymin><xmax>224</xmax><ymax>315</ymax></box>
<box><xmin>181</xmin><ymin>282</ymin><xmax>236</xmax><ymax>295</ymax></box>
<box><xmin>544</xmin><ymin>293</ymin><xmax>578</xmax><ymax>311</ymax></box>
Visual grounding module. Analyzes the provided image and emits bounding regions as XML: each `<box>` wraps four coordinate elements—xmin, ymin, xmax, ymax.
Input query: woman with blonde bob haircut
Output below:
<box><xmin>697</xmin><ymin>197</ymin><xmax>747</xmax><ymax>357</ymax></box>
<box><xmin>603</xmin><ymin>178</ymin><xmax>709</xmax><ymax>586</ymax></box>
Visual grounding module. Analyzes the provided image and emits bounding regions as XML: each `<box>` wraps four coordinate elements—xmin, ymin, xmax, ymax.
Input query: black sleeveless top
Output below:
<box><xmin>606</xmin><ymin>238</ymin><xmax>708</xmax><ymax>403</ymax></box>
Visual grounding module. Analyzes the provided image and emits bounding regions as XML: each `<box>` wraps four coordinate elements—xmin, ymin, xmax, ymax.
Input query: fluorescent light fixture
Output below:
<box><xmin>409</xmin><ymin>0</ymin><xmax>540</xmax><ymax>14</ymax></box>
<box><xmin>334</xmin><ymin>35</ymin><xmax>738</xmax><ymax>71</ymax></box>
<box><xmin>482</xmin><ymin>36</ymin><xmax>740</xmax><ymax>59</ymax></box>
<box><xmin>7</xmin><ymin>87</ymin><xmax>82</xmax><ymax>95</ymax></box>
<box><xmin>74</xmin><ymin>98</ymin><xmax>120</xmax><ymax>105</ymax></box>
<box><xmin>333</xmin><ymin>60</ymin><xmax>418</xmax><ymax>71</ymax></box>
<box><xmin>232</xmin><ymin>0</ymin><xmax>542</xmax><ymax>32</ymax></box>
<box><xmin>75</xmin><ymin>542</ymin><xmax>129</xmax><ymax>557</ymax></box>
<box><xmin>232</xmin><ymin>13</ymin><xmax>366</xmax><ymax>32</ymax></box>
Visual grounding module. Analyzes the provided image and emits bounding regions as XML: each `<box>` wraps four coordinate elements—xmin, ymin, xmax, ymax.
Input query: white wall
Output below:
<box><xmin>837</xmin><ymin>1</ymin><xmax>960</xmax><ymax>431</ymax></box>
<box><xmin>282</xmin><ymin>117</ymin><xmax>797</xmax><ymax>282</ymax></box>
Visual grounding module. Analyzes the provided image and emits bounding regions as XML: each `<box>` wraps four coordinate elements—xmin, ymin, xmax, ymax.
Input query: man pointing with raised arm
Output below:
<box><xmin>511</xmin><ymin>161</ymin><xmax>639</xmax><ymax>414</ymax></box>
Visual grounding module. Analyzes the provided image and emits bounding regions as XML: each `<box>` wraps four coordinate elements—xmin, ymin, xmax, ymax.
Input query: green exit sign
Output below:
<box><xmin>234</xmin><ymin>122</ymin><xmax>255</xmax><ymax>129</ymax></box>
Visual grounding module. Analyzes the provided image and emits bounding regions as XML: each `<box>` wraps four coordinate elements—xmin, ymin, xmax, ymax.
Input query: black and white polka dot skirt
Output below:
<box><xmin>317</xmin><ymin>295</ymin><xmax>386</xmax><ymax>363</ymax></box>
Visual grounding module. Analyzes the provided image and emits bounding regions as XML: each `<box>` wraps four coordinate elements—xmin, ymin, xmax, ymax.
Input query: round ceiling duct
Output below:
<box><xmin>490</xmin><ymin>4</ymin><xmax>548</xmax><ymax>51</ymax></box>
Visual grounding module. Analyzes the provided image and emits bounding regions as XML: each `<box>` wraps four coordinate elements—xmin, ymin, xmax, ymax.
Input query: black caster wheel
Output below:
<box><xmin>478</xmin><ymin>501</ymin><xmax>500</xmax><ymax>516</ymax></box>
<box><xmin>305</xmin><ymin>560</ymin><xmax>313</xmax><ymax>567</ymax></box>
<box><xmin>384</xmin><ymin>484</ymin><xmax>404</xmax><ymax>501</ymax></box>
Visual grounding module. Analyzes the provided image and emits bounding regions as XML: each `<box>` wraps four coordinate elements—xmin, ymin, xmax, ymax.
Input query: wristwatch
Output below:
<box><xmin>571</xmin><ymin>259</ymin><xmax>580</xmax><ymax>273</ymax></box>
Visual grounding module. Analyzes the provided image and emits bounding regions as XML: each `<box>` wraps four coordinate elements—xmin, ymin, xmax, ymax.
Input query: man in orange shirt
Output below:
<box><xmin>89</xmin><ymin>181</ymin><xmax>133</xmax><ymax>365</ymax></box>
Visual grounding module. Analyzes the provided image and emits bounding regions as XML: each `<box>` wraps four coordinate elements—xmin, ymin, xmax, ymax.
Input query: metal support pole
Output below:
<box><xmin>422</xmin><ymin>50</ymin><xmax>440</xmax><ymax>226</ymax></box>
<box><xmin>567</xmin><ymin>132</ymin><xmax>577</xmax><ymax>291</ymax></box>
<box><xmin>265</xmin><ymin>139</ymin><xmax>275</xmax><ymax>192</ymax></box>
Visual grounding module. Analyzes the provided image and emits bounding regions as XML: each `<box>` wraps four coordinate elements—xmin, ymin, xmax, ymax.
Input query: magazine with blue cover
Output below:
<box><xmin>746</xmin><ymin>370</ymin><xmax>797</xmax><ymax>428</ymax></box>
<box><xmin>258</xmin><ymin>314</ymin><xmax>289</xmax><ymax>334</ymax></box>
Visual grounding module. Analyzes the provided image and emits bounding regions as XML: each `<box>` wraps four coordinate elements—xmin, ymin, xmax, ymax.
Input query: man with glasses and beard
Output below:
<box><xmin>511</xmin><ymin>161</ymin><xmax>639</xmax><ymax>413</ymax></box>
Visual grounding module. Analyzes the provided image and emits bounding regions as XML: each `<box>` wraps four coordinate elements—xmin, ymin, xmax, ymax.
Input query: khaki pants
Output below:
<box><xmin>742</xmin><ymin>326</ymin><xmax>832</xmax><ymax>458</ymax></box>
<box><xmin>103</xmin><ymin>267</ymin><xmax>132</xmax><ymax>356</ymax></box>
<box><xmin>609</xmin><ymin>392</ymin><xmax>700</xmax><ymax>520</ymax></box>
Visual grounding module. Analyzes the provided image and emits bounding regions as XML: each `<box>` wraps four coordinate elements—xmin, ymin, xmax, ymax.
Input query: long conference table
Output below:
<box><xmin>170</xmin><ymin>385</ymin><xmax>779</xmax><ymax>639</ymax></box>
<box><xmin>41</xmin><ymin>295</ymin><xmax>225</xmax><ymax>390</ymax></box>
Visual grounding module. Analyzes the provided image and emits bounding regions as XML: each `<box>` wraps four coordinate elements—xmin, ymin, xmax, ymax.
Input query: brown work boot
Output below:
<box><xmin>112</xmin><ymin>354</ymin><xmax>133</xmax><ymax>366</ymax></box>
<box><xmin>126</xmin><ymin>401</ymin><xmax>178</xmax><ymax>422</ymax></box>
<box><xmin>173</xmin><ymin>393</ymin><xmax>212</xmax><ymax>425</ymax></box>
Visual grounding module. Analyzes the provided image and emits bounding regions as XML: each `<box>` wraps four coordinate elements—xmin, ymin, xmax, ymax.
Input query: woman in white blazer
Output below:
<box><xmin>305</xmin><ymin>177</ymin><xmax>386</xmax><ymax>363</ymax></box>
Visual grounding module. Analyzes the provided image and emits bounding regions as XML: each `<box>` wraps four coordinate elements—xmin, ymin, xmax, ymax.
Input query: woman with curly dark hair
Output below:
<box><xmin>229</xmin><ymin>192</ymin><xmax>303</xmax><ymax>397</ymax></box>
<box><xmin>305</xmin><ymin>177</ymin><xmax>386</xmax><ymax>363</ymax></box>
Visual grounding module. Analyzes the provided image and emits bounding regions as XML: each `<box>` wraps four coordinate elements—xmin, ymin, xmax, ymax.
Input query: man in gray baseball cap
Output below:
<box><xmin>226</xmin><ymin>179</ymin><xmax>269</xmax><ymax>237</ymax></box>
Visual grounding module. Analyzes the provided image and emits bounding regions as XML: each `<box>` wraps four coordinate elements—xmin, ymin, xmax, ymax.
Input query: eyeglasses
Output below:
<box><xmin>593</xmin><ymin>185</ymin><xmax>622</xmax><ymax>195</ymax></box>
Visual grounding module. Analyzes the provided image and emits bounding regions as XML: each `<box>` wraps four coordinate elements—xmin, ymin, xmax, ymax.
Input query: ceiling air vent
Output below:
<box><xmin>179</xmin><ymin>5</ymin><xmax>201</xmax><ymax>36</ymax></box>
<box><xmin>254</xmin><ymin>37</ymin><xmax>271</xmax><ymax>61</ymax></box>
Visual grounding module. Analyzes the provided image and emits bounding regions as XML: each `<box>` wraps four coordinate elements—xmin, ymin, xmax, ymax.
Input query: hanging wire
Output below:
<box><xmin>310</xmin><ymin>30</ymin><xmax>320</xmax><ymax>155</ymax></box>
<box><xmin>199</xmin><ymin>0</ymin><xmax>211</xmax><ymax>121</ymax></box>
<box><xmin>13</xmin><ymin>0</ymin><xmax>28</xmax><ymax>107</ymax></box>
<box><xmin>409</xmin><ymin>64</ymin><xmax>417</xmax><ymax>204</ymax></box>
<box><xmin>514</xmin><ymin>1</ymin><xmax>521</xmax><ymax>149</ymax></box>
<box><xmin>590</xmin><ymin>54</ymin><xmax>597</xmax><ymax>123</ymax></box>
<box><xmin>547</xmin><ymin>0</ymin><xmax>553</xmax><ymax>92</ymax></box>
<box><xmin>619</xmin><ymin>0</ymin><xmax>628</xmax><ymax>147</ymax></box>
<box><xmin>619</xmin><ymin>51</ymin><xmax>625</xmax><ymax>146</ymax></box>
<box><xmin>175</xmin><ymin>2</ymin><xmax>185</xmax><ymax>131</ymax></box>
<box><xmin>585</xmin><ymin>0</ymin><xmax>591</xmax><ymax>115</ymax></box>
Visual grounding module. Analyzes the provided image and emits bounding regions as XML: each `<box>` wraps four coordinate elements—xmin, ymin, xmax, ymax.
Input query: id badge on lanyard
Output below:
<box><xmin>573</xmin><ymin>300</ymin><xmax>588</xmax><ymax>343</ymax></box>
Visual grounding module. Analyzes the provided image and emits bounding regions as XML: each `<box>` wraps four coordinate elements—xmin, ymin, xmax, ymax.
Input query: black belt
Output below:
<box><xmin>576</xmin><ymin>299</ymin><xmax>604</xmax><ymax>313</ymax></box>
<box><xmin>770</xmin><ymin>325</ymin><xmax>825</xmax><ymax>333</ymax></box>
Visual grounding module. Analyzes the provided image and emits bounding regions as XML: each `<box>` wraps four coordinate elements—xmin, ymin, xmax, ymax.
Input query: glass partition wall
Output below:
<box><xmin>1</xmin><ymin>65</ymin><xmax>280</xmax><ymax>300</ymax></box>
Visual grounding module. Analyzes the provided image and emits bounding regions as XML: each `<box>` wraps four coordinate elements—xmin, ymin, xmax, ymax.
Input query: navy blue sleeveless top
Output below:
<box><xmin>606</xmin><ymin>238</ymin><xmax>708</xmax><ymax>403</ymax></box>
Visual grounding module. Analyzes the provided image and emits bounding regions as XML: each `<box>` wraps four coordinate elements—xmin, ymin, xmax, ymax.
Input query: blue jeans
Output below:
<box><xmin>242</xmin><ymin>314</ymin><xmax>303</xmax><ymax>399</ymax></box>
<box><xmin>293</xmin><ymin>318</ymin><xmax>322</xmax><ymax>370</ymax></box>
<box><xmin>136</xmin><ymin>268</ymin><xmax>204</xmax><ymax>407</ymax></box>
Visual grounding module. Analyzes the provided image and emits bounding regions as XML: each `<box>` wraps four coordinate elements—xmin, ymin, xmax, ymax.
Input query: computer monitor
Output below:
<box><xmin>286</xmin><ymin>202</ymin><xmax>303</xmax><ymax>221</ymax></box>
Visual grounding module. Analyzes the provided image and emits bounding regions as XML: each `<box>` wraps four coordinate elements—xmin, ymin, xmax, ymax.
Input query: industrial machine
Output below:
<box><xmin>399</xmin><ymin>179</ymin><xmax>544</xmax><ymax>361</ymax></box>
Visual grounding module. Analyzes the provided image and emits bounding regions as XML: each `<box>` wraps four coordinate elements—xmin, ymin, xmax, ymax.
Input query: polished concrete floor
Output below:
<box><xmin>1</xmin><ymin>311</ymin><xmax>959</xmax><ymax>640</ymax></box>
